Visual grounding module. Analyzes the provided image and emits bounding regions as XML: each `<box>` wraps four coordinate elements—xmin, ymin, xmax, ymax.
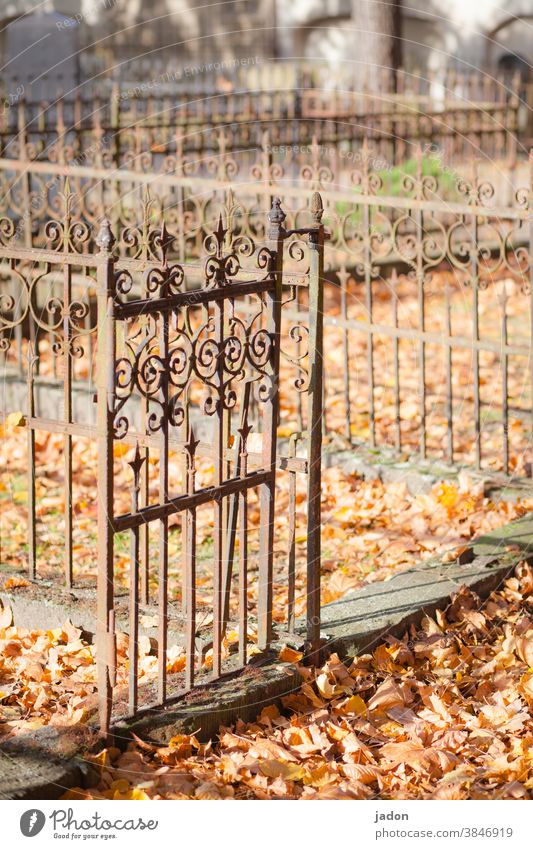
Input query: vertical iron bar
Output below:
<box><xmin>15</xmin><ymin>99</ymin><xmax>31</xmax><ymax>375</ymax></box>
<box><xmin>364</xmin><ymin>201</ymin><xmax>375</xmax><ymax>447</ymax></box>
<box><xmin>444</xmin><ymin>278</ymin><xmax>454</xmax><ymax>464</ymax></box>
<box><xmin>501</xmin><ymin>287</ymin><xmax>509</xmax><ymax>475</ymax></box>
<box><xmin>471</xmin><ymin>212</ymin><xmax>481</xmax><ymax>469</ymax></box>
<box><xmin>295</xmin><ymin>284</ymin><xmax>303</xmax><ymax>432</ymax></box>
<box><xmin>139</xmin><ymin>275</ymin><xmax>150</xmax><ymax>606</ymax></box>
<box><xmin>139</xmin><ymin>452</ymin><xmax>149</xmax><ymax>605</ymax></box>
<box><xmin>63</xmin><ymin>263</ymin><xmax>73</xmax><ymax>588</ymax></box>
<box><xmin>257</xmin><ymin>199</ymin><xmax>284</xmax><ymax>649</ymax></box>
<box><xmin>95</xmin><ymin>220</ymin><xmax>116</xmax><ymax>739</ymax></box>
<box><xmin>128</xmin><ymin>445</ymin><xmax>144</xmax><ymax>715</ymax></box>
<box><xmin>184</xmin><ymin>428</ymin><xmax>197</xmax><ymax>690</ymax></box>
<box><xmin>287</xmin><ymin>434</ymin><xmax>298</xmax><ymax>633</ymax></box>
<box><xmin>414</xmin><ymin>161</ymin><xmax>426</xmax><ymax>459</ymax></box>
<box><xmin>158</xmin><ymin>298</ymin><xmax>169</xmax><ymax>703</ymax></box>
<box><xmin>338</xmin><ymin>268</ymin><xmax>351</xmax><ymax>442</ymax></box>
<box><xmin>306</xmin><ymin>193</ymin><xmax>325</xmax><ymax>664</ymax></box>
<box><xmin>219</xmin><ymin>291</ymin><xmax>232</xmax><ymax>644</ymax></box>
<box><xmin>180</xmin><ymin>395</ymin><xmax>190</xmax><ymax>617</ymax></box>
<box><xmin>391</xmin><ymin>270</ymin><xmax>401</xmax><ymax>453</ymax></box>
<box><xmin>238</xmin><ymin>433</ymin><xmax>249</xmax><ymax>667</ymax></box>
<box><xmin>213</xmin><ymin>296</ymin><xmax>224</xmax><ymax>678</ymax></box>
<box><xmin>221</xmin><ymin>381</ymin><xmax>251</xmax><ymax>634</ymax></box>
<box><xmin>27</xmin><ymin>346</ymin><xmax>36</xmax><ymax>579</ymax></box>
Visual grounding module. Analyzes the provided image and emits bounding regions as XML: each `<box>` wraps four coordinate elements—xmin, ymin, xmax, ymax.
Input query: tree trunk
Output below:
<box><xmin>350</xmin><ymin>0</ymin><xmax>402</xmax><ymax>91</ymax></box>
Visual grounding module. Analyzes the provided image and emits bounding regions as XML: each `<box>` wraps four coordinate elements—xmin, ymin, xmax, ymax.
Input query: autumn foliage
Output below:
<box><xmin>2</xmin><ymin>563</ymin><xmax>533</xmax><ymax>799</ymax></box>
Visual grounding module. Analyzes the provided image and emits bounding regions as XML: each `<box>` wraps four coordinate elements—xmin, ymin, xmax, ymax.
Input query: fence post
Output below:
<box><xmin>95</xmin><ymin>218</ymin><xmax>116</xmax><ymax>738</ymax></box>
<box><xmin>306</xmin><ymin>191</ymin><xmax>325</xmax><ymax>664</ymax></box>
<box><xmin>257</xmin><ymin>198</ymin><xmax>284</xmax><ymax>648</ymax></box>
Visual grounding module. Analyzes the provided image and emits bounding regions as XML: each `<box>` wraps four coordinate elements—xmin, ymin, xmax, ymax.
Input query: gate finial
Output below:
<box><xmin>96</xmin><ymin>217</ymin><xmax>116</xmax><ymax>253</ymax></box>
<box><xmin>267</xmin><ymin>197</ymin><xmax>286</xmax><ymax>240</ymax></box>
<box><xmin>310</xmin><ymin>191</ymin><xmax>324</xmax><ymax>225</ymax></box>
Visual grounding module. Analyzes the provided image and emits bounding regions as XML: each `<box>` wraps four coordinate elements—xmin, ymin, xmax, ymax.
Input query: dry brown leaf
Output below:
<box><xmin>367</xmin><ymin>677</ymin><xmax>407</xmax><ymax>711</ymax></box>
<box><xmin>0</xmin><ymin>604</ymin><xmax>13</xmax><ymax>629</ymax></box>
<box><xmin>379</xmin><ymin>741</ymin><xmax>441</xmax><ymax>773</ymax></box>
<box><xmin>278</xmin><ymin>646</ymin><xmax>304</xmax><ymax>663</ymax></box>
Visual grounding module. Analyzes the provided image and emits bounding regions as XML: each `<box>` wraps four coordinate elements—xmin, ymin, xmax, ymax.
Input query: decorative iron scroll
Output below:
<box><xmin>110</xmin><ymin>213</ymin><xmax>278</xmax><ymax>440</ymax></box>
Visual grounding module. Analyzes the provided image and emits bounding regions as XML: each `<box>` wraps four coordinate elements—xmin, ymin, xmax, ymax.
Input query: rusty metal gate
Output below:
<box><xmin>93</xmin><ymin>196</ymin><xmax>325</xmax><ymax>733</ymax></box>
<box><xmin>0</xmin><ymin>188</ymin><xmax>325</xmax><ymax>735</ymax></box>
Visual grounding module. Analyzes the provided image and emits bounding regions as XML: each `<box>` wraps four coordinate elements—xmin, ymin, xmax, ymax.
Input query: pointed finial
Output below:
<box><xmin>213</xmin><ymin>213</ymin><xmax>228</xmax><ymax>256</ymax></box>
<box><xmin>238</xmin><ymin>420</ymin><xmax>253</xmax><ymax>448</ymax></box>
<box><xmin>95</xmin><ymin>217</ymin><xmax>116</xmax><ymax>253</ymax></box>
<box><xmin>184</xmin><ymin>425</ymin><xmax>200</xmax><ymax>466</ymax></box>
<box><xmin>26</xmin><ymin>341</ymin><xmax>38</xmax><ymax>373</ymax></box>
<box><xmin>159</xmin><ymin>220</ymin><xmax>173</xmax><ymax>264</ymax></box>
<box><xmin>310</xmin><ymin>191</ymin><xmax>323</xmax><ymax>225</ymax></box>
<box><xmin>60</xmin><ymin>176</ymin><xmax>76</xmax><ymax>226</ymax></box>
<box><xmin>128</xmin><ymin>442</ymin><xmax>146</xmax><ymax>491</ymax></box>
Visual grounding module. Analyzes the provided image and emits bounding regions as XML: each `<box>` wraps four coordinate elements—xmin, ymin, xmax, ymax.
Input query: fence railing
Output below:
<box><xmin>0</xmin><ymin>66</ymin><xmax>522</xmax><ymax>169</ymax></box>
<box><xmin>1</xmin><ymin>141</ymin><xmax>532</xmax><ymax>479</ymax></box>
<box><xmin>0</xmin><ymin>193</ymin><xmax>325</xmax><ymax>734</ymax></box>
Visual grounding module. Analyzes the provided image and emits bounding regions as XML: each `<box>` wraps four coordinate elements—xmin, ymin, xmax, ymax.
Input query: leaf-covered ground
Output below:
<box><xmin>51</xmin><ymin>562</ymin><xmax>533</xmax><ymax>800</ymax></box>
<box><xmin>1</xmin><ymin>563</ymin><xmax>533</xmax><ymax>799</ymax></box>
<box><xmin>2</xmin><ymin>267</ymin><xmax>533</xmax><ymax>798</ymax></box>
<box><xmin>1</xmin><ymin>424</ymin><xmax>532</xmax><ymax>621</ymax></box>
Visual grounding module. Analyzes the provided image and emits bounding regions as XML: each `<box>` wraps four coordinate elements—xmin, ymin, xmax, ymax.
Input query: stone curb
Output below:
<box><xmin>0</xmin><ymin>727</ymin><xmax>99</xmax><ymax>800</ymax></box>
<box><xmin>112</xmin><ymin>661</ymin><xmax>302</xmax><ymax>745</ymax></box>
<box><xmin>319</xmin><ymin>512</ymin><xmax>533</xmax><ymax>657</ymax></box>
<box><xmin>326</xmin><ymin>443</ymin><xmax>533</xmax><ymax>501</ymax></box>
<box><xmin>0</xmin><ymin>580</ymin><xmax>184</xmax><ymax>646</ymax></box>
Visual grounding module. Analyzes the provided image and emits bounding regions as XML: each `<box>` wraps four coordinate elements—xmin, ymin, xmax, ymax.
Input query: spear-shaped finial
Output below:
<box><xmin>213</xmin><ymin>213</ymin><xmax>228</xmax><ymax>256</ymax></box>
<box><xmin>128</xmin><ymin>442</ymin><xmax>146</xmax><ymax>490</ymax></box>
<box><xmin>237</xmin><ymin>419</ymin><xmax>252</xmax><ymax>477</ymax></box>
<box><xmin>159</xmin><ymin>220</ymin><xmax>173</xmax><ymax>266</ymax></box>
<box><xmin>184</xmin><ymin>424</ymin><xmax>200</xmax><ymax>468</ymax></box>
<box><xmin>237</xmin><ymin>420</ymin><xmax>253</xmax><ymax>451</ymax></box>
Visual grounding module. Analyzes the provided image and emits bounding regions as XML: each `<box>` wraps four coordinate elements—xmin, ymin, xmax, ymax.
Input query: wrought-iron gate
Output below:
<box><xmin>94</xmin><ymin>196</ymin><xmax>325</xmax><ymax>733</ymax></box>
<box><xmin>0</xmin><ymin>186</ymin><xmax>324</xmax><ymax>734</ymax></box>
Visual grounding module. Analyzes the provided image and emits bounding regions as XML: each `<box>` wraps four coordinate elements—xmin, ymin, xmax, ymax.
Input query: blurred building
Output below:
<box><xmin>1</xmin><ymin>0</ymin><xmax>533</xmax><ymax>96</ymax></box>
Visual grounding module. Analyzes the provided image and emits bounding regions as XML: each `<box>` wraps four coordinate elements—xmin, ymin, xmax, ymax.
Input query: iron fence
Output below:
<box><xmin>1</xmin><ymin>135</ymin><xmax>533</xmax><ymax>730</ymax></box>
<box><xmin>317</xmin><ymin>164</ymin><xmax>533</xmax><ymax>479</ymax></box>
<box><xmin>0</xmin><ymin>67</ymin><xmax>521</xmax><ymax>174</ymax></box>
<box><xmin>1</xmin><ymin>139</ymin><xmax>532</xmax><ymax>479</ymax></box>
<box><xmin>0</xmin><ymin>133</ymin><xmax>524</xmax><ymax>267</ymax></box>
